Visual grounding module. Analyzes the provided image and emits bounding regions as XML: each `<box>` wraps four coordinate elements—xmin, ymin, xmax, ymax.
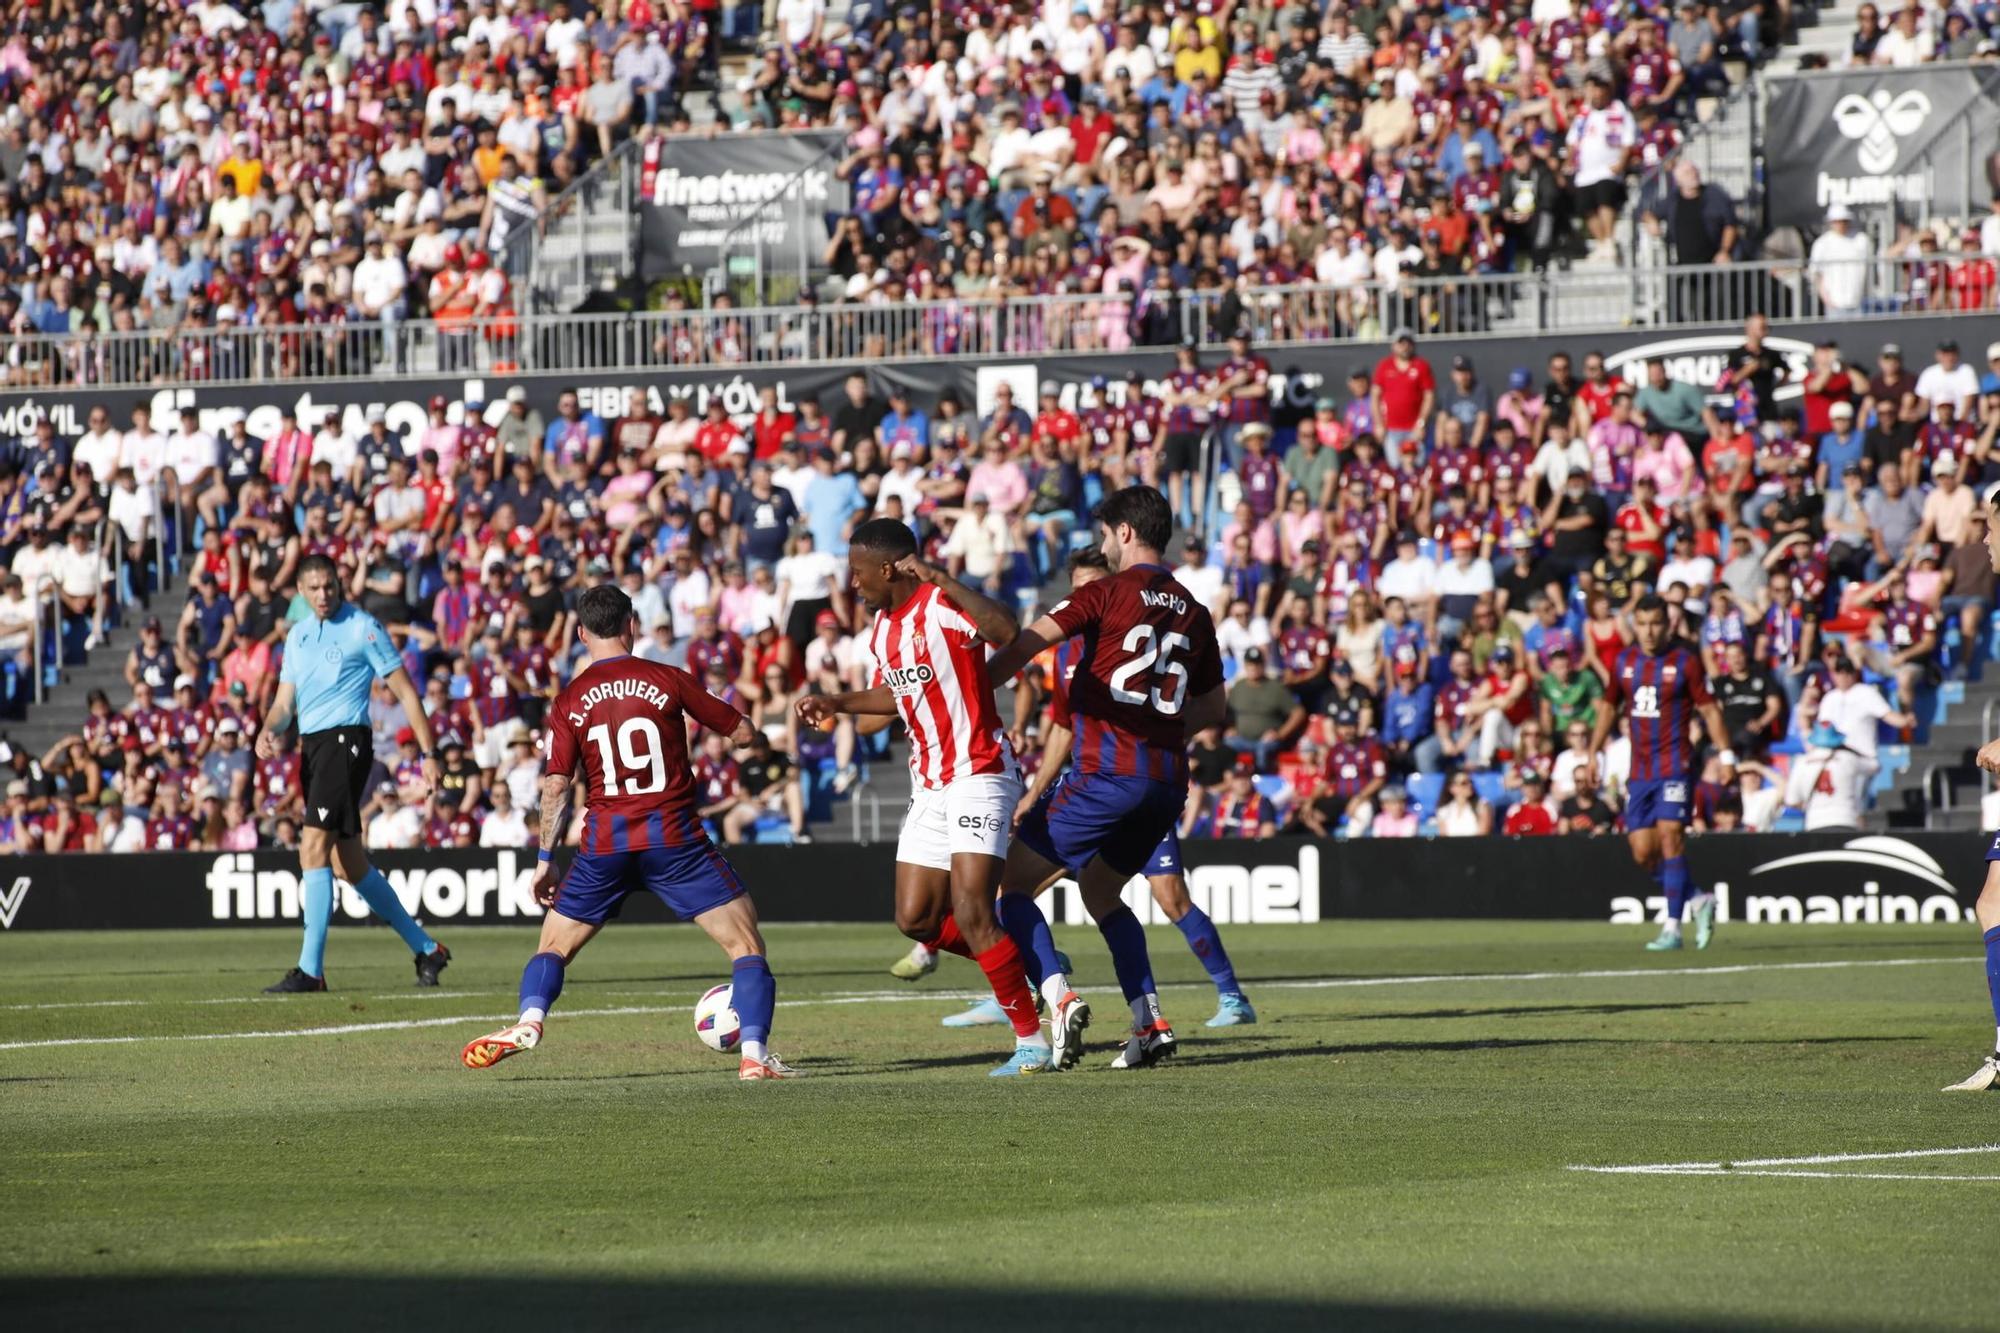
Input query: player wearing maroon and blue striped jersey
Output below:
<box><xmin>1948</xmin><ymin>484</ymin><xmax>2000</xmax><ymax>1091</ymax></box>
<box><xmin>1590</xmin><ymin>594</ymin><xmax>1728</xmax><ymax>953</ymax></box>
<box><xmin>460</xmin><ymin>584</ymin><xmax>796</xmax><ymax>1081</ymax></box>
<box><xmin>987</xmin><ymin>486</ymin><xmax>1230</xmax><ymax>1069</ymax></box>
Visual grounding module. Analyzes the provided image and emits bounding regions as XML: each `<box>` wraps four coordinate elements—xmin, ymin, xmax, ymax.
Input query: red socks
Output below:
<box><xmin>975</xmin><ymin>936</ymin><xmax>1043</xmax><ymax>1040</ymax></box>
<box><xmin>926</xmin><ymin>915</ymin><xmax>973</xmax><ymax>958</ymax></box>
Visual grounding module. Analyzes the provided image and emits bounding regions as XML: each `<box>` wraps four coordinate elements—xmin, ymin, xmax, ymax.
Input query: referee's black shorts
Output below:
<box><xmin>301</xmin><ymin>725</ymin><xmax>374</xmax><ymax>839</ymax></box>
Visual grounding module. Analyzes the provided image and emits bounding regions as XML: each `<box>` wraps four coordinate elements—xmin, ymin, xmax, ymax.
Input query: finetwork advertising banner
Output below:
<box><xmin>638</xmin><ymin>130</ymin><xmax>848</xmax><ymax>279</ymax></box>
<box><xmin>1764</xmin><ymin>63</ymin><xmax>2000</xmax><ymax>227</ymax></box>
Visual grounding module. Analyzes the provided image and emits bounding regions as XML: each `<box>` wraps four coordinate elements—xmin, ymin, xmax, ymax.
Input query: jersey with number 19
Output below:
<box><xmin>542</xmin><ymin>655</ymin><xmax>751</xmax><ymax>924</ymax></box>
<box><xmin>1019</xmin><ymin>562</ymin><xmax>1222</xmax><ymax>876</ymax></box>
<box><xmin>869</xmin><ymin>582</ymin><xmax>1021</xmax><ymax>870</ymax></box>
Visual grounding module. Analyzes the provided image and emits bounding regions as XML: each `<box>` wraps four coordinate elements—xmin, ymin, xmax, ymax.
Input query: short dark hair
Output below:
<box><xmin>1094</xmin><ymin>484</ymin><xmax>1174</xmax><ymax>552</ymax></box>
<box><xmin>1068</xmin><ymin>548</ymin><xmax>1111</xmax><ymax>575</ymax></box>
<box><xmin>297</xmin><ymin>553</ymin><xmax>339</xmax><ymax>587</ymax></box>
<box><xmin>849</xmin><ymin>517</ymin><xmax>917</xmax><ymax>561</ymax></box>
<box><xmin>1632</xmin><ymin>592</ymin><xmax>1668</xmax><ymax>618</ymax></box>
<box><xmin>577</xmin><ymin>584</ymin><xmax>635</xmax><ymax>639</ymax></box>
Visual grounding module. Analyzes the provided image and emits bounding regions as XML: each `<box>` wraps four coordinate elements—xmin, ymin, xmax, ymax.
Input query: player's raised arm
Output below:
<box><xmin>985</xmin><ymin>615</ymin><xmax>1061</xmax><ymax>686</ymax></box>
<box><xmin>895</xmin><ymin>553</ymin><xmax>1017</xmax><ymax>647</ymax></box>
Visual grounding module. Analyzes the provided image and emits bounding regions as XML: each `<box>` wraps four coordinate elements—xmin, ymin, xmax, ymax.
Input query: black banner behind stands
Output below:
<box><xmin>0</xmin><ymin>313</ymin><xmax>1988</xmax><ymax>444</ymax></box>
<box><xmin>0</xmin><ymin>832</ymin><xmax>1983</xmax><ymax>932</ymax></box>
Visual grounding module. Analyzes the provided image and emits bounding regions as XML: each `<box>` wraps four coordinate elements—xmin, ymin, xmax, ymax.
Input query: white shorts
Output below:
<box><xmin>896</xmin><ymin>772</ymin><xmax>1022</xmax><ymax>872</ymax></box>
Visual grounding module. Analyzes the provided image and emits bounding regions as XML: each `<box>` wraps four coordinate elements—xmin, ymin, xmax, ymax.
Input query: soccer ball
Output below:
<box><xmin>694</xmin><ymin>983</ymin><xmax>741</xmax><ymax>1053</ymax></box>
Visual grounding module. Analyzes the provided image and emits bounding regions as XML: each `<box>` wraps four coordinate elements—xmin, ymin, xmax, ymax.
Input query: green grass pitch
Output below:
<box><xmin>3</xmin><ymin>920</ymin><xmax>1999</xmax><ymax>1331</ymax></box>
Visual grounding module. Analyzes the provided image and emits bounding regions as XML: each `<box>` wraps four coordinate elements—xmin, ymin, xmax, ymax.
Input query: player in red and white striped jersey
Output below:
<box><xmin>798</xmin><ymin>519</ymin><xmax>1065</xmax><ymax>1077</ymax></box>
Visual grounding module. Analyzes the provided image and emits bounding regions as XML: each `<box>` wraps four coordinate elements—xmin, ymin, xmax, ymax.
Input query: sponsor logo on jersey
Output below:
<box><xmin>880</xmin><ymin>662</ymin><xmax>937</xmax><ymax>696</ymax></box>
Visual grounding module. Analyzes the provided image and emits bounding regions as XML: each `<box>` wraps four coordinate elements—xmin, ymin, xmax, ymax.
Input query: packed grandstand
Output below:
<box><xmin>0</xmin><ymin>0</ymin><xmax>1996</xmax><ymax>852</ymax></box>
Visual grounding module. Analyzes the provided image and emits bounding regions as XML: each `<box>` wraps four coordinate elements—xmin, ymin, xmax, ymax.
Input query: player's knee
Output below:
<box><xmin>895</xmin><ymin>905</ymin><xmax>945</xmax><ymax>942</ymax></box>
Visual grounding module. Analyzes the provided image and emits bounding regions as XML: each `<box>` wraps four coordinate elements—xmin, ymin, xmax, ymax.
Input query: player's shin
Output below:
<box><xmin>731</xmin><ymin>955</ymin><xmax>776</xmax><ymax>1064</ymax></box>
<box><xmin>299</xmin><ymin>866</ymin><xmax>333</xmax><ymax>978</ymax></box>
<box><xmin>1173</xmin><ymin>903</ymin><xmax>1240</xmax><ymax>997</ymax></box>
<box><xmin>352</xmin><ymin>866</ymin><xmax>438</xmax><ymax>956</ymax></box>
<box><xmin>519</xmin><ymin>951</ymin><xmax>566</xmax><ymax>1025</ymax></box>
<box><xmin>1096</xmin><ymin>904</ymin><xmax>1163</xmax><ymax>1026</ymax></box>
<box><xmin>996</xmin><ymin>891</ymin><xmax>1071</xmax><ymax>1009</ymax></box>
<box><xmin>974</xmin><ymin>936</ymin><xmax>1045</xmax><ymax>1041</ymax></box>
<box><xmin>1661</xmin><ymin>855</ymin><xmax>1694</xmax><ymax>927</ymax></box>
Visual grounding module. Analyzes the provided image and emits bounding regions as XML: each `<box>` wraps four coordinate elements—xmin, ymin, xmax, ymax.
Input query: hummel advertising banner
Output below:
<box><xmin>0</xmin><ymin>834</ymin><xmax>1985</xmax><ymax>932</ymax></box>
<box><xmin>1764</xmin><ymin>62</ymin><xmax>2000</xmax><ymax>228</ymax></box>
<box><xmin>638</xmin><ymin>130</ymin><xmax>848</xmax><ymax>280</ymax></box>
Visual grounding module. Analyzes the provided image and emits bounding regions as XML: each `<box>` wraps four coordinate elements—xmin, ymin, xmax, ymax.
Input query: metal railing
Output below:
<box><xmin>0</xmin><ymin>253</ymin><xmax>1994</xmax><ymax>393</ymax></box>
<box><xmin>28</xmin><ymin>573</ymin><xmax>55</xmax><ymax>705</ymax></box>
<box><xmin>502</xmin><ymin>136</ymin><xmax>643</xmax><ymax>315</ymax></box>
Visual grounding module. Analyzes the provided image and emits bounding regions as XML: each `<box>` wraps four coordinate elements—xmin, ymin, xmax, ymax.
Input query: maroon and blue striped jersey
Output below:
<box><xmin>545</xmin><ymin>656</ymin><xmax>746</xmax><ymax>854</ymax></box>
<box><xmin>1046</xmin><ymin>564</ymin><xmax>1223</xmax><ymax>785</ymax></box>
<box><xmin>1606</xmin><ymin>644</ymin><xmax>1712</xmax><ymax>781</ymax></box>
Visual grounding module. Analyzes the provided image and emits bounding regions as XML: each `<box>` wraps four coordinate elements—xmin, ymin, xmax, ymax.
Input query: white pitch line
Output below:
<box><xmin>0</xmin><ymin>952</ymin><xmax>1967</xmax><ymax>1016</ymax></box>
<box><xmin>1570</xmin><ymin>1144</ymin><xmax>2000</xmax><ymax>1175</ymax></box>
<box><xmin>1609</xmin><ymin>1170</ymin><xmax>2000</xmax><ymax>1182</ymax></box>
<box><xmin>0</xmin><ymin>953</ymin><xmax>1972</xmax><ymax>1051</ymax></box>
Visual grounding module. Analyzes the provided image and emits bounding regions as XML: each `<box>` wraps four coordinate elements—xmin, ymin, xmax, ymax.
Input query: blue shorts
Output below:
<box><xmin>553</xmin><ymin>839</ymin><xmax>746</xmax><ymax>926</ymax></box>
<box><xmin>1019</xmin><ymin>771</ymin><xmax>1187</xmax><ymax>878</ymax></box>
<box><xmin>1144</xmin><ymin>827</ymin><xmax>1182</xmax><ymax>877</ymax></box>
<box><xmin>1624</xmin><ymin>777</ymin><xmax>1691</xmax><ymax>832</ymax></box>
<box><xmin>1984</xmin><ymin>832</ymin><xmax>2000</xmax><ymax>863</ymax></box>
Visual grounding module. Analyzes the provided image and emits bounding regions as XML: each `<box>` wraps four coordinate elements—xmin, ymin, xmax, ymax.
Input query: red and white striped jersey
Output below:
<box><xmin>869</xmin><ymin>582</ymin><xmax>1017</xmax><ymax>791</ymax></box>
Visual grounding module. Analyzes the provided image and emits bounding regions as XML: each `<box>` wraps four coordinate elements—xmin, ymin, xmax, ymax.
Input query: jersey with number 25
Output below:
<box><xmin>1046</xmin><ymin>562</ymin><xmax>1223</xmax><ymax>783</ymax></box>
<box><xmin>545</xmin><ymin>656</ymin><xmax>746</xmax><ymax>854</ymax></box>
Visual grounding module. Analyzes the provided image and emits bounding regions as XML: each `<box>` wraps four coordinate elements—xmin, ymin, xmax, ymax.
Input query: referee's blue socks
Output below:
<box><xmin>352</xmin><ymin>867</ymin><xmax>438</xmax><ymax>957</ymax></box>
<box><xmin>298</xmin><ymin>867</ymin><xmax>333</xmax><ymax>978</ymax></box>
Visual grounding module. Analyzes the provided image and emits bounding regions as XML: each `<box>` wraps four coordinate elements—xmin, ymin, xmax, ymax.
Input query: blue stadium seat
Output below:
<box><xmin>1405</xmin><ymin>772</ymin><xmax>1445</xmax><ymax>818</ymax></box>
<box><xmin>1471</xmin><ymin>770</ymin><xmax>1515</xmax><ymax>811</ymax></box>
<box><xmin>1253</xmin><ymin>775</ymin><xmax>1288</xmax><ymax>804</ymax></box>
<box><xmin>1771</xmin><ymin>809</ymin><xmax>1805</xmax><ymax>833</ymax></box>
<box><xmin>751</xmin><ymin>813</ymin><xmax>794</xmax><ymax>845</ymax></box>
<box><xmin>1878</xmin><ymin>744</ymin><xmax>1910</xmax><ymax>774</ymax></box>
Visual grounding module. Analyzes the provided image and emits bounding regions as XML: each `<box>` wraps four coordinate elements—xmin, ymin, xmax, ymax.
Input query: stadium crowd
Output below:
<box><xmin>1</xmin><ymin>308</ymin><xmax>1998</xmax><ymax>851</ymax></box>
<box><xmin>0</xmin><ymin>0</ymin><xmax>1855</xmax><ymax>389</ymax></box>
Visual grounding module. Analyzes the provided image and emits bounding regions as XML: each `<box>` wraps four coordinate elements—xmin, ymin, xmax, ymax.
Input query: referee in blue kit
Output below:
<box><xmin>255</xmin><ymin>554</ymin><xmax>452</xmax><ymax>992</ymax></box>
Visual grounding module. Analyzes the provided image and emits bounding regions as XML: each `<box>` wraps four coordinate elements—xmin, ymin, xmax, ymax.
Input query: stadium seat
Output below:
<box><xmin>751</xmin><ymin>813</ymin><xmax>795</xmax><ymax>846</ymax></box>
<box><xmin>1471</xmin><ymin>771</ymin><xmax>1515</xmax><ymax>812</ymax></box>
<box><xmin>1406</xmin><ymin>773</ymin><xmax>1446</xmax><ymax>818</ymax></box>
<box><xmin>1771</xmin><ymin>809</ymin><xmax>1806</xmax><ymax>833</ymax></box>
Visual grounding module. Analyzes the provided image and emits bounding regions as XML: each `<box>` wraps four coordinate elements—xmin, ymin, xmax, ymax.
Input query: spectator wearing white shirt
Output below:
<box><xmin>366</xmin><ymin>782</ymin><xmax>424</xmax><ymax>850</ymax></box>
<box><xmin>72</xmin><ymin>406</ymin><xmax>123</xmax><ymax>487</ymax></box>
<box><xmin>1872</xmin><ymin>4</ymin><xmax>1934</xmax><ymax>65</ymax></box>
<box><xmin>478</xmin><ymin>785</ymin><xmax>531</xmax><ymax>848</ymax></box>
<box><xmin>1376</xmin><ymin>532</ymin><xmax>1440</xmax><ymax>624</ymax></box>
<box><xmin>350</xmin><ymin>233</ymin><xmax>410</xmax><ymax>369</ymax></box>
<box><xmin>1214</xmin><ymin>598</ymin><xmax>1273</xmax><ymax>670</ymax></box>
<box><xmin>1783</xmin><ymin>723</ymin><xmax>1870</xmax><ymax>829</ymax></box>
<box><xmin>164</xmin><ymin>405</ymin><xmax>220</xmax><ymax>529</ymax></box>
<box><xmin>1566</xmin><ymin>73</ymin><xmax>1636</xmax><ymax>261</ymax></box>
<box><xmin>119</xmin><ymin>403</ymin><xmax>167</xmax><ymax>492</ymax></box>
<box><xmin>1809</xmin><ymin>205</ymin><xmax>1872</xmax><ymax>316</ymax></box>
<box><xmin>54</xmin><ymin>522</ymin><xmax>109</xmax><ymax>649</ymax></box>
<box><xmin>1915</xmin><ymin>339</ymin><xmax>1981</xmax><ymax>418</ymax></box>
<box><xmin>1172</xmin><ymin>536</ymin><xmax>1226</xmax><ymax>615</ymax></box>
<box><xmin>1815</xmin><ymin>653</ymin><xmax>1914</xmax><ymax>772</ymax></box>
<box><xmin>939</xmin><ymin>494</ymin><xmax>1015</xmax><ymax>597</ymax></box>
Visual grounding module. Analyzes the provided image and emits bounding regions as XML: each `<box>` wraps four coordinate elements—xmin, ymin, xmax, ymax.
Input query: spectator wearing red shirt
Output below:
<box><xmin>1701</xmin><ymin>419</ymin><xmax>1757</xmax><ymax>508</ymax></box>
<box><xmin>750</xmin><ymin>386</ymin><xmax>796</xmax><ymax>459</ymax></box>
<box><xmin>1948</xmin><ymin>232</ymin><xmax>1996</xmax><ymax>312</ymax></box>
<box><xmin>1614</xmin><ymin>475</ymin><xmax>1669</xmax><ymax>563</ymax></box>
<box><xmin>693</xmin><ymin>399</ymin><xmax>745</xmax><ymax>463</ymax></box>
<box><xmin>1503</xmin><ymin>773</ymin><xmax>1559</xmax><ymax>835</ymax></box>
<box><xmin>1032</xmin><ymin>387</ymin><xmax>1081</xmax><ymax>448</ymax></box>
<box><xmin>1371</xmin><ymin>327</ymin><xmax>1437</xmax><ymax>465</ymax></box>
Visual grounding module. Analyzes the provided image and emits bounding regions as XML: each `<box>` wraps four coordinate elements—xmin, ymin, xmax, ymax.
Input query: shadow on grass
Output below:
<box><xmin>0</xmin><ymin>1275</ymin><xmax>1817</xmax><ymax>1333</ymax></box>
<box><xmin>1178</xmin><ymin>1034</ymin><xmax>1923</xmax><ymax>1068</ymax></box>
<box><xmin>1333</xmin><ymin>1002</ymin><xmax>1744</xmax><ymax>1023</ymax></box>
